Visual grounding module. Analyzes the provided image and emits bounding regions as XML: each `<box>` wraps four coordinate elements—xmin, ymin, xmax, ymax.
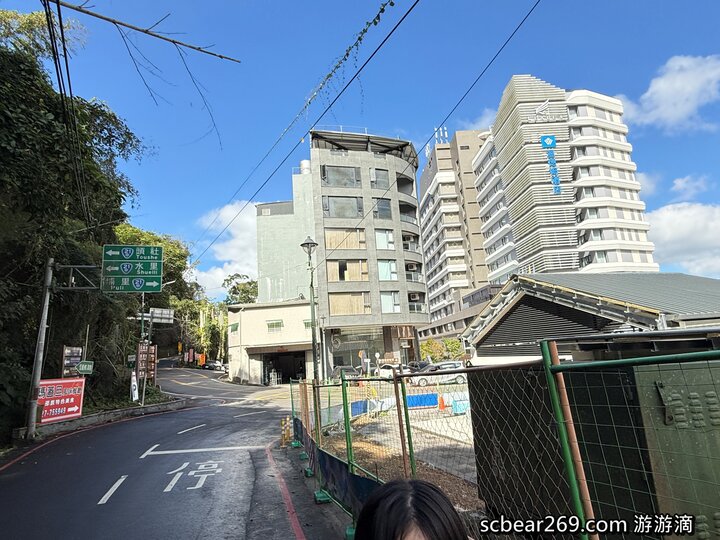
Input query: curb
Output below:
<box><xmin>12</xmin><ymin>398</ymin><xmax>189</xmax><ymax>441</ymax></box>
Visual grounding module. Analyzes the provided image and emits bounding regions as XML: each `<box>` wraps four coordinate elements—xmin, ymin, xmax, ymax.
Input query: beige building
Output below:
<box><xmin>227</xmin><ymin>299</ymin><xmax>314</xmax><ymax>385</ymax></box>
<box><xmin>417</xmin><ymin>130</ymin><xmax>489</xmax><ymax>341</ymax></box>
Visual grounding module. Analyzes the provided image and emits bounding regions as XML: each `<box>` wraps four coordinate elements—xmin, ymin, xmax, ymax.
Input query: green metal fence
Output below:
<box><xmin>290</xmin><ymin>344</ymin><xmax>720</xmax><ymax>539</ymax></box>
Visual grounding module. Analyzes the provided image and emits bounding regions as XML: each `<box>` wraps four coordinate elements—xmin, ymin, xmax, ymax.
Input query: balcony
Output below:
<box><xmin>399</xmin><ymin>214</ymin><xmax>418</xmax><ymax>225</ymax></box>
<box><xmin>403</xmin><ymin>241</ymin><xmax>420</xmax><ymax>253</ymax></box>
<box><xmin>405</xmin><ymin>271</ymin><xmax>424</xmax><ymax>283</ymax></box>
<box><xmin>408</xmin><ymin>302</ymin><xmax>426</xmax><ymax>313</ymax></box>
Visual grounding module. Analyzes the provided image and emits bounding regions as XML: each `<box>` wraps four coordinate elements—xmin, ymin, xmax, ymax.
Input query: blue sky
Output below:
<box><xmin>6</xmin><ymin>0</ymin><xmax>720</xmax><ymax>294</ymax></box>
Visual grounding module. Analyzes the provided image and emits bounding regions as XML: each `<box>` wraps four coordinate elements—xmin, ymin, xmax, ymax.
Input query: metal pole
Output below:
<box><xmin>140</xmin><ymin>292</ymin><xmax>145</xmax><ymax>341</ymax></box>
<box><xmin>550</xmin><ymin>348</ymin><xmax>720</xmax><ymax>372</ymax></box>
<box><xmin>82</xmin><ymin>324</ymin><xmax>90</xmax><ymax>361</ymax></box>
<box><xmin>308</xmin><ymin>254</ymin><xmax>319</xmax><ymax>383</ymax></box>
<box><xmin>340</xmin><ymin>373</ymin><xmax>354</xmax><ymax>473</ymax></box>
<box><xmin>399</xmin><ymin>374</ymin><xmax>417</xmax><ymax>477</ymax></box>
<box><xmin>540</xmin><ymin>340</ymin><xmax>588</xmax><ymax>540</ymax></box>
<box><xmin>549</xmin><ymin>341</ymin><xmax>598</xmax><ymax>540</ymax></box>
<box><xmin>319</xmin><ymin>325</ymin><xmax>326</xmax><ymax>381</ymax></box>
<box><xmin>392</xmin><ymin>369</ymin><xmax>410</xmax><ymax>478</ymax></box>
<box><xmin>26</xmin><ymin>257</ymin><xmax>54</xmax><ymax>439</ymax></box>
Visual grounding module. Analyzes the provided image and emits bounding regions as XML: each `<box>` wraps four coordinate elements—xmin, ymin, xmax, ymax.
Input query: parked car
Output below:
<box><xmin>410</xmin><ymin>368</ymin><xmax>466</xmax><ymax>387</ymax></box>
<box><xmin>330</xmin><ymin>365</ymin><xmax>360</xmax><ymax>381</ymax></box>
<box><xmin>408</xmin><ymin>360</ymin><xmax>431</xmax><ymax>372</ymax></box>
<box><xmin>433</xmin><ymin>361</ymin><xmax>464</xmax><ymax>371</ymax></box>
<box><xmin>203</xmin><ymin>360</ymin><xmax>223</xmax><ymax>371</ymax></box>
<box><xmin>376</xmin><ymin>363</ymin><xmax>409</xmax><ymax>378</ymax></box>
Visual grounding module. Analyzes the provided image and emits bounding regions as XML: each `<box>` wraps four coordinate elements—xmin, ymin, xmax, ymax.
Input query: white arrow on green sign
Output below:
<box><xmin>76</xmin><ymin>360</ymin><xmax>94</xmax><ymax>375</ymax></box>
<box><xmin>101</xmin><ymin>244</ymin><xmax>163</xmax><ymax>293</ymax></box>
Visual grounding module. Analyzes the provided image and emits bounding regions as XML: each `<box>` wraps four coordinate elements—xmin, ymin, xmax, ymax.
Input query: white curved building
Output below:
<box><xmin>473</xmin><ymin>75</ymin><xmax>658</xmax><ymax>285</ymax></box>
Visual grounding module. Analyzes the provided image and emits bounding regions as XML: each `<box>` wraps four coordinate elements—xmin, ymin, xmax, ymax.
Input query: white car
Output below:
<box><xmin>376</xmin><ymin>363</ymin><xmax>409</xmax><ymax>378</ymax></box>
<box><xmin>410</xmin><ymin>369</ymin><xmax>466</xmax><ymax>387</ymax></box>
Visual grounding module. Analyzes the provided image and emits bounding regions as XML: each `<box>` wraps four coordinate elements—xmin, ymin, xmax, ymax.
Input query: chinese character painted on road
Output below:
<box><xmin>164</xmin><ymin>461</ymin><xmax>224</xmax><ymax>492</ymax></box>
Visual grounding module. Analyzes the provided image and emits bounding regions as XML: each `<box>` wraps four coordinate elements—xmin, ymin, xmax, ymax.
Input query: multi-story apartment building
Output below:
<box><xmin>256</xmin><ymin>129</ymin><xmax>429</xmax><ymax>374</ymax></box>
<box><xmin>417</xmin><ymin>130</ymin><xmax>490</xmax><ymax>341</ymax></box>
<box><xmin>474</xmin><ymin>75</ymin><xmax>658</xmax><ymax>285</ymax></box>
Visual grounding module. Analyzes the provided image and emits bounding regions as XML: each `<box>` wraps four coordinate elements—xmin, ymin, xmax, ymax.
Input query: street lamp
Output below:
<box><xmin>301</xmin><ymin>236</ymin><xmax>319</xmax><ymax>382</ymax></box>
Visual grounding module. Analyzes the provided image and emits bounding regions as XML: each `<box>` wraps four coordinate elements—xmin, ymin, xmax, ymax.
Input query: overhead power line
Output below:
<box><xmin>191</xmin><ymin>0</ymin><xmax>422</xmax><ymax>266</ymax></box>
<box><xmin>56</xmin><ymin>0</ymin><xmax>242</xmax><ymax>63</ymax></box>
<box><xmin>192</xmin><ymin>0</ymin><xmax>399</xmax><ymax>248</ymax></box>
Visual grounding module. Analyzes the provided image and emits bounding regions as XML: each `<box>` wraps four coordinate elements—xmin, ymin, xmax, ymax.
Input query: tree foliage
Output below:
<box><xmin>222</xmin><ymin>273</ymin><xmax>258</xmax><ymax>304</ymax></box>
<box><xmin>442</xmin><ymin>338</ymin><xmax>463</xmax><ymax>359</ymax></box>
<box><xmin>0</xmin><ymin>9</ymin><xmax>84</xmax><ymax>59</ymax></box>
<box><xmin>420</xmin><ymin>338</ymin><xmax>445</xmax><ymax>362</ymax></box>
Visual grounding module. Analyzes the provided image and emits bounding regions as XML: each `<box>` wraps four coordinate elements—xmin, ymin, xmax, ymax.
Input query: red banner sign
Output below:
<box><xmin>37</xmin><ymin>378</ymin><xmax>85</xmax><ymax>424</ymax></box>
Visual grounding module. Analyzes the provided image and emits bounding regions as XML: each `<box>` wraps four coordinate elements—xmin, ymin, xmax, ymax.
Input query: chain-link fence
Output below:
<box><xmin>290</xmin><ymin>345</ymin><xmax>720</xmax><ymax>539</ymax></box>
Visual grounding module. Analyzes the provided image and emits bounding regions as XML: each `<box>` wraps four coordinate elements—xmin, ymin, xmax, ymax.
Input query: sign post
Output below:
<box><xmin>101</xmin><ymin>245</ymin><xmax>163</xmax><ymax>293</ymax></box>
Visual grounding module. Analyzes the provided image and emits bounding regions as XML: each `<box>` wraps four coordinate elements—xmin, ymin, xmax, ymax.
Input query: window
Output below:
<box><xmin>229</xmin><ymin>323</ymin><xmax>239</xmax><ymax>333</ymax></box>
<box><xmin>378</xmin><ymin>260</ymin><xmax>398</xmax><ymax>280</ymax></box>
<box><xmin>590</xmin><ymin>229</ymin><xmax>602</xmax><ymax>241</ymax></box>
<box><xmin>595</xmin><ymin>251</ymin><xmax>607</xmax><ymax>263</ymax></box>
<box><xmin>327</xmin><ymin>260</ymin><xmax>368</xmax><ymax>282</ymax></box>
<box><xmin>321</xmin><ymin>165</ymin><xmax>361</xmax><ymax>187</ymax></box>
<box><xmin>460</xmin><ymin>145</ymin><xmax>470</xmax><ymax>150</ymax></box>
<box><xmin>587</xmin><ymin>208</ymin><xmax>598</xmax><ymax>219</ymax></box>
<box><xmin>304</xmin><ymin>320</ymin><xmax>312</xmax><ymax>329</ymax></box>
<box><xmin>323</xmin><ymin>196</ymin><xmax>363</xmax><ymax>218</ymax></box>
<box><xmin>371</xmin><ymin>168</ymin><xmax>390</xmax><ymax>189</ymax></box>
<box><xmin>325</xmin><ymin>228</ymin><xmax>366</xmax><ymax>249</ymax></box>
<box><xmin>375</xmin><ymin>229</ymin><xmax>395</xmax><ymax>250</ymax></box>
<box><xmin>329</xmin><ymin>292</ymin><xmax>371</xmax><ymax>315</ymax></box>
<box><xmin>380</xmin><ymin>291</ymin><xmax>401</xmax><ymax>313</ymax></box>
<box><xmin>266</xmin><ymin>320</ymin><xmax>283</xmax><ymax>332</ymax></box>
<box><xmin>373</xmin><ymin>198</ymin><xmax>392</xmax><ymax>219</ymax></box>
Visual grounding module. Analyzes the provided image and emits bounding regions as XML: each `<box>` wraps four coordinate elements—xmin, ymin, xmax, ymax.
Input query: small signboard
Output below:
<box><xmin>130</xmin><ymin>371</ymin><xmax>139</xmax><ymax>402</ymax></box>
<box><xmin>37</xmin><ymin>378</ymin><xmax>85</xmax><ymax>424</ymax></box>
<box><xmin>76</xmin><ymin>360</ymin><xmax>94</xmax><ymax>375</ymax></box>
<box><xmin>149</xmin><ymin>308</ymin><xmax>174</xmax><ymax>324</ymax></box>
<box><xmin>136</xmin><ymin>343</ymin><xmax>158</xmax><ymax>381</ymax></box>
<box><xmin>62</xmin><ymin>346</ymin><xmax>83</xmax><ymax>378</ymax></box>
<box><xmin>127</xmin><ymin>354</ymin><xmax>137</xmax><ymax>368</ymax></box>
<box><xmin>101</xmin><ymin>245</ymin><xmax>163</xmax><ymax>293</ymax></box>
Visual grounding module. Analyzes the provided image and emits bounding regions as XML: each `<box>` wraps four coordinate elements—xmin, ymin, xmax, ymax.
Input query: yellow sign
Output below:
<box><xmin>177</xmin><ymin>342</ymin><xmax>183</xmax><ymax>354</ymax></box>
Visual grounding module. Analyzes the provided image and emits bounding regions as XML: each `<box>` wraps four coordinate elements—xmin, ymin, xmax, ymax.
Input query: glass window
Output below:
<box><xmin>266</xmin><ymin>320</ymin><xmax>283</xmax><ymax>332</ymax></box>
<box><xmin>371</xmin><ymin>169</ymin><xmax>390</xmax><ymax>189</ymax></box>
<box><xmin>378</xmin><ymin>260</ymin><xmax>398</xmax><ymax>280</ymax></box>
<box><xmin>587</xmin><ymin>208</ymin><xmax>598</xmax><ymax>219</ymax></box>
<box><xmin>373</xmin><ymin>198</ymin><xmax>392</xmax><ymax>220</ymax></box>
<box><xmin>595</xmin><ymin>251</ymin><xmax>607</xmax><ymax>263</ymax></box>
<box><xmin>375</xmin><ymin>229</ymin><xmax>395</xmax><ymax>250</ymax></box>
<box><xmin>380</xmin><ymin>291</ymin><xmax>400</xmax><ymax>313</ymax></box>
<box><xmin>323</xmin><ymin>196</ymin><xmax>363</xmax><ymax>218</ymax></box>
<box><xmin>595</xmin><ymin>108</ymin><xmax>607</xmax><ymax>120</ymax></box>
<box><xmin>303</xmin><ymin>320</ymin><xmax>312</xmax><ymax>329</ymax></box>
<box><xmin>322</xmin><ymin>165</ymin><xmax>361</xmax><ymax>187</ymax></box>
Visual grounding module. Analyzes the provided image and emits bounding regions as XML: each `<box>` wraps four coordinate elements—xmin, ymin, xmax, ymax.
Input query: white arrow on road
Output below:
<box><xmin>106</xmin><ymin>265</ymin><xmax>119</xmax><ymax>272</ymax></box>
<box><xmin>106</xmin><ymin>249</ymin><xmax>120</xmax><ymax>256</ymax></box>
<box><xmin>68</xmin><ymin>406</ymin><xmax>79</xmax><ymax>413</ymax></box>
<box><xmin>146</xmin><ymin>281</ymin><xmax>160</xmax><ymax>287</ymax></box>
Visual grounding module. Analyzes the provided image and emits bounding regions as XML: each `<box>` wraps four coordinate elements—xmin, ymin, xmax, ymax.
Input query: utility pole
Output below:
<box><xmin>26</xmin><ymin>258</ymin><xmax>54</xmax><ymax>439</ymax></box>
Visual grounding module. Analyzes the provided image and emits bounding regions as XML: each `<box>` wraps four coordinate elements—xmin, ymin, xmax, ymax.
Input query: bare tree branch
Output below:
<box><xmin>114</xmin><ymin>23</ymin><xmax>159</xmax><ymax>106</ymax></box>
<box><xmin>58</xmin><ymin>1</ymin><xmax>241</xmax><ymax>63</ymax></box>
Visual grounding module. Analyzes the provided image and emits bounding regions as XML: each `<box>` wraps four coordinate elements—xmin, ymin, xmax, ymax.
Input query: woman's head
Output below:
<box><xmin>355</xmin><ymin>479</ymin><xmax>468</xmax><ymax>540</ymax></box>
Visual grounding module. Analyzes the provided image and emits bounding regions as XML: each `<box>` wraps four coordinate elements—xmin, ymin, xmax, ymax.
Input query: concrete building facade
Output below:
<box><xmin>474</xmin><ymin>75</ymin><xmax>658</xmax><ymax>285</ymax></box>
<box><xmin>417</xmin><ymin>130</ymin><xmax>491</xmax><ymax>342</ymax></box>
<box><xmin>255</xmin><ymin>129</ymin><xmax>429</xmax><ymax>375</ymax></box>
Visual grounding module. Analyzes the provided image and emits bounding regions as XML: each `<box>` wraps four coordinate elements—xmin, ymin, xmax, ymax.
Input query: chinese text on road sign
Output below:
<box><xmin>101</xmin><ymin>245</ymin><xmax>163</xmax><ymax>293</ymax></box>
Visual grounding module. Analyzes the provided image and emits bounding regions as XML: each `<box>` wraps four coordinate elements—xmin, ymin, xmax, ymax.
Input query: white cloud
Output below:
<box><xmin>458</xmin><ymin>107</ymin><xmax>497</xmax><ymax>131</ymax></box>
<box><xmin>635</xmin><ymin>172</ymin><xmax>660</xmax><ymax>196</ymax></box>
<box><xmin>191</xmin><ymin>200</ymin><xmax>258</xmax><ymax>298</ymax></box>
<box><xmin>647</xmin><ymin>202</ymin><xmax>720</xmax><ymax>277</ymax></box>
<box><xmin>670</xmin><ymin>174</ymin><xmax>710</xmax><ymax>201</ymax></box>
<box><xmin>618</xmin><ymin>55</ymin><xmax>720</xmax><ymax>132</ymax></box>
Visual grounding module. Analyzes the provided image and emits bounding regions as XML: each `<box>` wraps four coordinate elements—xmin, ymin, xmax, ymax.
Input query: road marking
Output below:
<box><xmin>163</xmin><ymin>472</ymin><xmax>183</xmax><ymax>493</ymax></box>
<box><xmin>170</xmin><ymin>380</ymin><xmax>203</xmax><ymax>386</ymax></box>
<box><xmin>177</xmin><ymin>423</ymin><xmax>206</xmax><ymax>434</ymax></box>
<box><xmin>233</xmin><ymin>411</ymin><xmax>264</xmax><ymax>418</ymax></box>
<box><xmin>140</xmin><ymin>445</ymin><xmax>264</xmax><ymax>458</ymax></box>
<box><xmin>98</xmin><ymin>475</ymin><xmax>128</xmax><ymax>505</ymax></box>
<box><xmin>140</xmin><ymin>444</ymin><xmax>159</xmax><ymax>459</ymax></box>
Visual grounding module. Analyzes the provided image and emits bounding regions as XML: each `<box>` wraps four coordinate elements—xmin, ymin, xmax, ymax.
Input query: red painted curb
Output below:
<box><xmin>265</xmin><ymin>441</ymin><xmax>307</xmax><ymax>540</ymax></box>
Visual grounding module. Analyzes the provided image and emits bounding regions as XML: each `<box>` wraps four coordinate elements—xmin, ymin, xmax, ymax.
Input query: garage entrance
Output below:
<box><xmin>263</xmin><ymin>351</ymin><xmax>306</xmax><ymax>384</ymax></box>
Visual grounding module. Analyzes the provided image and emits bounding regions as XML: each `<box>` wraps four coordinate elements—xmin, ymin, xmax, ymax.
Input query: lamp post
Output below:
<box><xmin>301</xmin><ymin>236</ymin><xmax>319</xmax><ymax>382</ymax></box>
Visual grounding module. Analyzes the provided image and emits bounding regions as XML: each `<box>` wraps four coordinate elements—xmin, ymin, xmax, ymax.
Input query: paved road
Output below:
<box><xmin>0</xmin><ymin>362</ymin><xmax>346</xmax><ymax>539</ymax></box>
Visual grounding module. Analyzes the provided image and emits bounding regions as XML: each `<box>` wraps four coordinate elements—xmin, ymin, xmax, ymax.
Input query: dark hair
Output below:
<box><xmin>355</xmin><ymin>479</ymin><xmax>468</xmax><ymax>540</ymax></box>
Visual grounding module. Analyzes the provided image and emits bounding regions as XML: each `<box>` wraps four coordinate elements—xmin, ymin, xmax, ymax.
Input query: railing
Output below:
<box><xmin>405</xmin><ymin>271</ymin><xmax>424</xmax><ymax>283</ymax></box>
<box><xmin>403</xmin><ymin>242</ymin><xmax>420</xmax><ymax>252</ymax></box>
<box><xmin>408</xmin><ymin>302</ymin><xmax>426</xmax><ymax>313</ymax></box>
<box><xmin>399</xmin><ymin>214</ymin><xmax>418</xmax><ymax>225</ymax></box>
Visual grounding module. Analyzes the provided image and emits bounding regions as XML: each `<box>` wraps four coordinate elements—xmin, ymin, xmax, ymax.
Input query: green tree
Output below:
<box><xmin>0</xmin><ymin>9</ymin><xmax>84</xmax><ymax>59</ymax></box>
<box><xmin>442</xmin><ymin>338</ymin><xmax>463</xmax><ymax>359</ymax></box>
<box><xmin>420</xmin><ymin>338</ymin><xmax>444</xmax><ymax>362</ymax></box>
<box><xmin>223</xmin><ymin>273</ymin><xmax>258</xmax><ymax>304</ymax></box>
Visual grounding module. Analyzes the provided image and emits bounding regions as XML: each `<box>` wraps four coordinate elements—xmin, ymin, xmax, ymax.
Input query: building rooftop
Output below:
<box><xmin>310</xmin><ymin>130</ymin><xmax>418</xmax><ymax>168</ymax></box>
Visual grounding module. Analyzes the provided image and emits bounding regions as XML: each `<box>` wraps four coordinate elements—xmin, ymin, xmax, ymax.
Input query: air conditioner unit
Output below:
<box><xmin>409</xmin><ymin>293</ymin><xmax>421</xmax><ymax>301</ymax></box>
<box><xmin>407</xmin><ymin>263</ymin><xmax>418</xmax><ymax>271</ymax></box>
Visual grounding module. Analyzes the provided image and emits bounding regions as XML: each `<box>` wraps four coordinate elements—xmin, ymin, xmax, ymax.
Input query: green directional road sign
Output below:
<box><xmin>76</xmin><ymin>360</ymin><xmax>94</xmax><ymax>375</ymax></box>
<box><xmin>101</xmin><ymin>244</ymin><xmax>163</xmax><ymax>293</ymax></box>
